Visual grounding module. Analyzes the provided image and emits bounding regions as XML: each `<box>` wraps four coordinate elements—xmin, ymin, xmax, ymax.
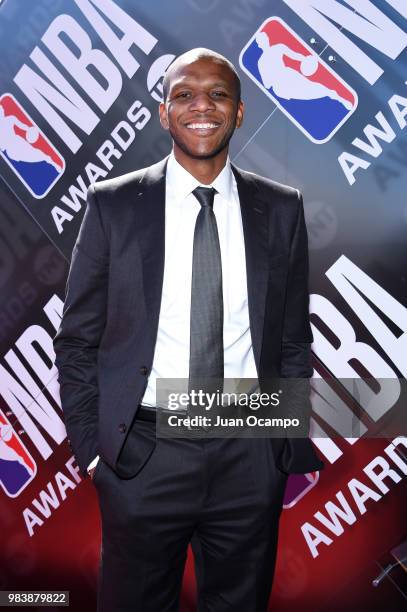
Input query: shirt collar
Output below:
<box><xmin>166</xmin><ymin>150</ymin><xmax>234</xmax><ymax>205</ymax></box>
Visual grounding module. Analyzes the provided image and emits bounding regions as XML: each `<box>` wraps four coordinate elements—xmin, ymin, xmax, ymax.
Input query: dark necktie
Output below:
<box><xmin>188</xmin><ymin>186</ymin><xmax>224</xmax><ymax>403</ymax></box>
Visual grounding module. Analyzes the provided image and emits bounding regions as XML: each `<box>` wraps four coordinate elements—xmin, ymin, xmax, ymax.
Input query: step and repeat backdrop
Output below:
<box><xmin>0</xmin><ymin>1</ymin><xmax>406</xmax><ymax>610</ymax></box>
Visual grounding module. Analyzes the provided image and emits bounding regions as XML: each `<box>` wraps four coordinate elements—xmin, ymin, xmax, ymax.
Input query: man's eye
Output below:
<box><xmin>176</xmin><ymin>92</ymin><xmax>191</xmax><ymax>99</ymax></box>
<box><xmin>212</xmin><ymin>91</ymin><xmax>227</xmax><ymax>97</ymax></box>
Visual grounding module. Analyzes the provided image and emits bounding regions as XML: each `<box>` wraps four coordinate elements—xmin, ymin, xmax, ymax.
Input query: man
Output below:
<box><xmin>53</xmin><ymin>48</ymin><xmax>324</xmax><ymax>612</ymax></box>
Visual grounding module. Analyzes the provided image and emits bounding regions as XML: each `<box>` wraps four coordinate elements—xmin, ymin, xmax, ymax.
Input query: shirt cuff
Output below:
<box><xmin>87</xmin><ymin>455</ymin><xmax>100</xmax><ymax>473</ymax></box>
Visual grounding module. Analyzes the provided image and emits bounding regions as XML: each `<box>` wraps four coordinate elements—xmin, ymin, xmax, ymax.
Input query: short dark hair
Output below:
<box><xmin>162</xmin><ymin>48</ymin><xmax>241</xmax><ymax>102</ymax></box>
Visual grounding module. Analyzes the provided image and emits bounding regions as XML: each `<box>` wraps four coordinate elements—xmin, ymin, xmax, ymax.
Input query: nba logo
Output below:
<box><xmin>0</xmin><ymin>410</ymin><xmax>37</xmax><ymax>498</ymax></box>
<box><xmin>0</xmin><ymin>93</ymin><xmax>65</xmax><ymax>198</ymax></box>
<box><xmin>239</xmin><ymin>17</ymin><xmax>358</xmax><ymax>143</ymax></box>
<box><xmin>283</xmin><ymin>471</ymin><xmax>319</xmax><ymax>509</ymax></box>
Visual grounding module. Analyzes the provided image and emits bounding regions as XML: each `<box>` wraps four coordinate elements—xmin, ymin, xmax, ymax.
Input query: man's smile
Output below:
<box><xmin>184</xmin><ymin>121</ymin><xmax>221</xmax><ymax>134</ymax></box>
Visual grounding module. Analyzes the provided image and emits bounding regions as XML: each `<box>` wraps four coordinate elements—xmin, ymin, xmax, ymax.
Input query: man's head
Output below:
<box><xmin>162</xmin><ymin>48</ymin><xmax>241</xmax><ymax>103</ymax></box>
<box><xmin>159</xmin><ymin>48</ymin><xmax>244</xmax><ymax>164</ymax></box>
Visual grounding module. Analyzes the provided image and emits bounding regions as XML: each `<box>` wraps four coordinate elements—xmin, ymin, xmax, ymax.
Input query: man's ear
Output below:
<box><xmin>159</xmin><ymin>102</ymin><xmax>169</xmax><ymax>130</ymax></box>
<box><xmin>235</xmin><ymin>99</ymin><xmax>244</xmax><ymax>128</ymax></box>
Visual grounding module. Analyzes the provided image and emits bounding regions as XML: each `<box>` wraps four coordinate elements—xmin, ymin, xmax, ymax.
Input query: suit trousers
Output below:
<box><xmin>92</xmin><ymin>417</ymin><xmax>288</xmax><ymax>612</ymax></box>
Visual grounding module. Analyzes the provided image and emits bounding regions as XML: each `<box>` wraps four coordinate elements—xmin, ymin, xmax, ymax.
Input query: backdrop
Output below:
<box><xmin>0</xmin><ymin>1</ymin><xmax>406</xmax><ymax>610</ymax></box>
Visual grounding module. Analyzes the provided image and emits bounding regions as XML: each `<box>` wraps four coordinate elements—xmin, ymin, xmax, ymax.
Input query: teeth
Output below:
<box><xmin>186</xmin><ymin>123</ymin><xmax>219</xmax><ymax>129</ymax></box>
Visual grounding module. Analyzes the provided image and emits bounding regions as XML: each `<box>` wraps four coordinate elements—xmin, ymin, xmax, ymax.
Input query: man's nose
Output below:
<box><xmin>190</xmin><ymin>92</ymin><xmax>216</xmax><ymax>111</ymax></box>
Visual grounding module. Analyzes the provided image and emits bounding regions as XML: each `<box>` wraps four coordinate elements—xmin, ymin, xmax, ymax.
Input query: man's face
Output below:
<box><xmin>159</xmin><ymin>57</ymin><xmax>244</xmax><ymax>161</ymax></box>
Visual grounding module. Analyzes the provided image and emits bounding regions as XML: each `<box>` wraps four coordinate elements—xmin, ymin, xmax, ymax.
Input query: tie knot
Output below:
<box><xmin>192</xmin><ymin>186</ymin><xmax>217</xmax><ymax>209</ymax></box>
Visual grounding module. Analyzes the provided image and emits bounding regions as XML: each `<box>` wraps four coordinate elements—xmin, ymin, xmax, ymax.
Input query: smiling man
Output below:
<box><xmin>53</xmin><ymin>48</ymin><xmax>323</xmax><ymax>612</ymax></box>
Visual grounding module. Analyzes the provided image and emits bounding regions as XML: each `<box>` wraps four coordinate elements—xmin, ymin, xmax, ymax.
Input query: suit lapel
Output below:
<box><xmin>231</xmin><ymin>164</ymin><xmax>269</xmax><ymax>372</ymax></box>
<box><xmin>134</xmin><ymin>156</ymin><xmax>169</xmax><ymax>349</ymax></box>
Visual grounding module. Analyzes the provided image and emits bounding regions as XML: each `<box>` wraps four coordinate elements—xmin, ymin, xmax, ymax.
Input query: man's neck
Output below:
<box><xmin>172</xmin><ymin>149</ymin><xmax>229</xmax><ymax>184</ymax></box>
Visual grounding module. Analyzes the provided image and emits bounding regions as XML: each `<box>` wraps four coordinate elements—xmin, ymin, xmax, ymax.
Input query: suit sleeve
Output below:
<box><xmin>53</xmin><ymin>184</ymin><xmax>109</xmax><ymax>478</ymax></box>
<box><xmin>280</xmin><ymin>189</ymin><xmax>313</xmax><ymax>378</ymax></box>
<box><xmin>279</xmin><ymin>190</ymin><xmax>314</xmax><ymax>440</ymax></box>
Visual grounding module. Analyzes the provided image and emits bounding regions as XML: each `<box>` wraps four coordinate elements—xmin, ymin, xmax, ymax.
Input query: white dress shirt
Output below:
<box><xmin>88</xmin><ymin>151</ymin><xmax>257</xmax><ymax>474</ymax></box>
<box><xmin>142</xmin><ymin>151</ymin><xmax>257</xmax><ymax>406</ymax></box>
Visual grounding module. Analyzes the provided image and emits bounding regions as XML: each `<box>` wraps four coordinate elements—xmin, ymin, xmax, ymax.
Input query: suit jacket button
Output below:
<box><xmin>140</xmin><ymin>365</ymin><xmax>148</xmax><ymax>375</ymax></box>
<box><xmin>119</xmin><ymin>423</ymin><xmax>127</xmax><ymax>434</ymax></box>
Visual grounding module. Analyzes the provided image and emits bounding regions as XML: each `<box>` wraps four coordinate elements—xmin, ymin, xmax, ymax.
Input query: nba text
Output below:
<box><xmin>6</xmin><ymin>0</ymin><xmax>172</xmax><ymax>206</ymax></box>
<box><xmin>14</xmin><ymin>0</ymin><xmax>158</xmax><ymax>154</ymax></box>
<box><xmin>310</xmin><ymin>254</ymin><xmax>406</xmax><ymax>464</ymax></box>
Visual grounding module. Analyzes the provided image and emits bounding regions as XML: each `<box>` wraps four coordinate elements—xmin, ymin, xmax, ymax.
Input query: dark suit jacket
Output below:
<box><xmin>53</xmin><ymin>155</ymin><xmax>324</xmax><ymax>478</ymax></box>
